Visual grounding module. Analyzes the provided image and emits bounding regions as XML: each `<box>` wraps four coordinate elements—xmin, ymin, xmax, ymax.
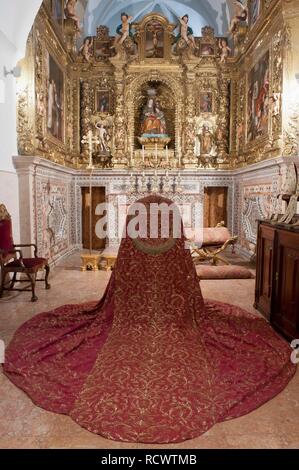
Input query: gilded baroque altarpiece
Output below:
<box><xmin>13</xmin><ymin>1</ymin><xmax>299</xmax><ymax>261</ymax></box>
<box><xmin>16</xmin><ymin>1</ymin><xmax>299</xmax><ymax>172</ymax></box>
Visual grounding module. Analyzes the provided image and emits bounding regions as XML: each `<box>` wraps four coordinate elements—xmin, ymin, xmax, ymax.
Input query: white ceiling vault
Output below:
<box><xmin>0</xmin><ymin>0</ymin><xmax>43</xmax><ymax>59</ymax></box>
<box><xmin>85</xmin><ymin>0</ymin><xmax>235</xmax><ymax>37</ymax></box>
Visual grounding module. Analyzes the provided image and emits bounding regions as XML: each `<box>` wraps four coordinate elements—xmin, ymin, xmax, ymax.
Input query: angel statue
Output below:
<box><xmin>228</xmin><ymin>1</ymin><xmax>248</xmax><ymax>36</ymax></box>
<box><xmin>218</xmin><ymin>38</ymin><xmax>231</xmax><ymax>63</ymax></box>
<box><xmin>176</xmin><ymin>14</ymin><xmax>198</xmax><ymax>50</ymax></box>
<box><xmin>79</xmin><ymin>37</ymin><xmax>94</xmax><ymax>63</ymax></box>
<box><xmin>65</xmin><ymin>0</ymin><xmax>81</xmax><ymax>33</ymax></box>
<box><xmin>111</xmin><ymin>12</ymin><xmax>133</xmax><ymax>49</ymax></box>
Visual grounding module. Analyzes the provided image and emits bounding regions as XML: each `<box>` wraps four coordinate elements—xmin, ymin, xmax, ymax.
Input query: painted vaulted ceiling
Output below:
<box><xmin>84</xmin><ymin>0</ymin><xmax>236</xmax><ymax>37</ymax></box>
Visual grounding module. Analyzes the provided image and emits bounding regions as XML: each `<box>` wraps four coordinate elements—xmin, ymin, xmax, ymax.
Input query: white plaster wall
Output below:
<box><xmin>0</xmin><ymin>0</ymin><xmax>43</xmax><ymax>241</ymax></box>
<box><xmin>0</xmin><ymin>0</ymin><xmax>42</xmax><ymax>60</ymax></box>
<box><xmin>0</xmin><ymin>31</ymin><xmax>18</xmax><ymax>172</ymax></box>
<box><xmin>0</xmin><ymin>31</ymin><xmax>19</xmax><ymax>240</ymax></box>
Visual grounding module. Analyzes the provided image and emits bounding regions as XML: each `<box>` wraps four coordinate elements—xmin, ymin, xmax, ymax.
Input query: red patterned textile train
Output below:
<box><xmin>3</xmin><ymin>195</ymin><xmax>296</xmax><ymax>443</ymax></box>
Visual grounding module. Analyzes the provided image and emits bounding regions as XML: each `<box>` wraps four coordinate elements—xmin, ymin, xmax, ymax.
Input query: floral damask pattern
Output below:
<box><xmin>4</xmin><ymin>195</ymin><xmax>295</xmax><ymax>443</ymax></box>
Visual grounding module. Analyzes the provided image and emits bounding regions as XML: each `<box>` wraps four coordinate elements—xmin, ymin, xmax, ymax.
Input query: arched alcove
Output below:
<box><xmin>125</xmin><ymin>71</ymin><xmax>183</xmax><ymax>154</ymax></box>
<box><xmin>134</xmin><ymin>80</ymin><xmax>176</xmax><ymax>149</ymax></box>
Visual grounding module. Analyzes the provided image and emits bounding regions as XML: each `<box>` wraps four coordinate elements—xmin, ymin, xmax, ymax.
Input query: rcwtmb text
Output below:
<box><xmin>101</xmin><ymin>454</ymin><xmax>197</xmax><ymax>466</ymax></box>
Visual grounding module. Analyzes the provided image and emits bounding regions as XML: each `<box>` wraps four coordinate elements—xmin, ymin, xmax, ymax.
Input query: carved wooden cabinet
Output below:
<box><xmin>255</xmin><ymin>220</ymin><xmax>299</xmax><ymax>340</ymax></box>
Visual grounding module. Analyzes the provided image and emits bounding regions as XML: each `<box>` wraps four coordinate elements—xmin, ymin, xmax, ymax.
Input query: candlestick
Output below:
<box><xmin>142</xmin><ymin>145</ymin><xmax>145</xmax><ymax>164</ymax></box>
<box><xmin>155</xmin><ymin>143</ymin><xmax>158</xmax><ymax>164</ymax></box>
<box><xmin>166</xmin><ymin>145</ymin><xmax>169</xmax><ymax>165</ymax></box>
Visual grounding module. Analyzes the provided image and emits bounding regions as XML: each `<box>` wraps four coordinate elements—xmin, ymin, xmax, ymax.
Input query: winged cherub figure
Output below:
<box><xmin>228</xmin><ymin>1</ymin><xmax>248</xmax><ymax>36</ymax></box>
<box><xmin>111</xmin><ymin>12</ymin><xmax>133</xmax><ymax>49</ymax></box>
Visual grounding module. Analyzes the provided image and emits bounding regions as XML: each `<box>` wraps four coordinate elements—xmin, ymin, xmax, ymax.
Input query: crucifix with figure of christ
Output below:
<box><xmin>80</xmin><ymin>130</ymin><xmax>101</xmax><ymax>272</ymax></box>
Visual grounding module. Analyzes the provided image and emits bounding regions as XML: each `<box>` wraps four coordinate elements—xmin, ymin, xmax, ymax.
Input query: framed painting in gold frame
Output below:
<box><xmin>246</xmin><ymin>50</ymin><xmax>270</xmax><ymax>143</ymax></box>
<box><xmin>199</xmin><ymin>92</ymin><xmax>213</xmax><ymax>114</ymax></box>
<box><xmin>200</xmin><ymin>43</ymin><xmax>215</xmax><ymax>56</ymax></box>
<box><xmin>46</xmin><ymin>51</ymin><xmax>65</xmax><ymax>143</ymax></box>
<box><xmin>95</xmin><ymin>90</ymin><xmax>111</xmax><ymax>114</ymax></box>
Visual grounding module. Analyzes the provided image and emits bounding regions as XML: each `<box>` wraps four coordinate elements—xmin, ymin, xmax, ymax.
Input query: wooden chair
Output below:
<box><xmin>191</xmin><ymin>222</ymin><xmax>238</xmax><ymax>266</ymax></box>
<box><xmin>0</xmin><ymin>204</ymin><xmax>50</xmax><ymax>302</ymax></box>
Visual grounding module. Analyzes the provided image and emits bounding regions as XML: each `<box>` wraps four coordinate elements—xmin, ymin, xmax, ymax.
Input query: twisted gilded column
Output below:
<box><xmin>182</xmin><ymin>64</ymin><xmax>198</xmax><ymax>168</ymax></box>
<box><xmin>111</xmin><ymin>61</ymin><xmax>128</xmax><ymax>168</ymax></box>
<box><xmin>216</xmin><ymin>71</ymin><xmax>231</xmax><ymax>166</ymax></box>
<box><xmin>80</xmin><ymin>81</ymin><xmax>91</xmax><ymax>164</ymax></box>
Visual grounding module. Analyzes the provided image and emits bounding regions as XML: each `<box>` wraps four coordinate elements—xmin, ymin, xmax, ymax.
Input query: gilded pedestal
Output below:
<box><xmin>80</xmin><ymin>253</ymin><xmax>101</xmax><ymax>272</ymax></box>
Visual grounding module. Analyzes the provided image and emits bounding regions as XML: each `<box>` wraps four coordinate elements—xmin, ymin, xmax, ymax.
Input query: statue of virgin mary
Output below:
<box><xmin>140</xmin><ymin>88</ymin><xmax>167</xmax><ymax>136</ymax></box>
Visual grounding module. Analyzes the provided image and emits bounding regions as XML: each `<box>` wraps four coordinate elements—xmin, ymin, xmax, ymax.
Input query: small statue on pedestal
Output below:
<box><xmin>199</xmin><ymin>124</ymin><xmax>214</xmax><ymax>155</ymax></box>
<box><xmin>218</xmin><ymin>38</ymin><xmax>231</xmax><ymax>63</ymax></box>
<box><xmin>176</xmin><ymin>15</ymin><xmax>198</xmax><ymax>50</ymax></box>
<box><xmin>140</xmin><ymin>94</ymin><xmax>167</xmax><ymax>136</ymax></box>
<box><xmin>196</xmin><ymin>123</ymin><xmax>218</xmax><ymax>167</ymax></box>
<box><xmin>79</xmin><ymin>37</ymin><xmax>94</xmax><ymax>63</ymax></box>
<box><xmin>111</xmin><ymin>13</ymin><xmax>133</xmax><ymax>50</ymax></box>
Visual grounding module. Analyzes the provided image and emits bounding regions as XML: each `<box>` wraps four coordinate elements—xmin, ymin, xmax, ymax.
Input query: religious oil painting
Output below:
<box><xmin>201</xmin><ymin>43</ymin><xmax>215</xmax><ymax>56</ymax></box>
<box><xmin>95</xmin><ymin>90</ymin><xmax>110</xmax><ymax>114</ymax></box>
<box><xmin>94</xmin><ymin>38</ymin><xmax>111</xmax><ymax>61</ymax></box>
<box><xmin>199</xmin><ymin>92</ymin><xmax>213</xmax><ymax>113</ymax></box>
<box><xmin>47</xmin><ymin>52</ymin><xmax>64</xmax><ymax>142</ymax></box>
<box><xmin>247</xmin><ymin>50</ymin><xmax>270</xmax><ymax>142</ymax></box>
<box><xmin>145</xmin><ymin>20</ymin><xmax>164</xmax><ymax>58</ymax></box>
<box><xmin>250</xmin><ymin>0</ymin><xmax>261</xmax><ymax>28</ymax></box>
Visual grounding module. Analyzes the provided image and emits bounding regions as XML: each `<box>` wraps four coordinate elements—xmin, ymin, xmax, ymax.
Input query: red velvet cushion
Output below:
<box><xmin>0</xmin><ymin>219</ymin><xmax>14</xmax><ymax>252</ymax></box>
<box><xmin>196</xmin><ymin>265</ymin><xmax>255</xmax><ymax>280</ymax></box>
<box><xmin>6</xmin><ymin>257</ymin><xmax>47</xmax><ymax>269</ymax></box>
<box><xmin>202</xmin><ymin>227</ymin><xmax>232</xmax><ymax>246</ymax></box>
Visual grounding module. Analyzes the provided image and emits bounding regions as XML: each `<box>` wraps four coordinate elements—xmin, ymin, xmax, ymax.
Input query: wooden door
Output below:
<box><xmin>204</xmin><ymin>187</ymin><xmax>228</xmax><ymax>227</ymax></box>
<box><xmin>272</xmin><ymin>230</ymin><xmax>299</xmax><ymax>339</ymax></box>
<box><xmin>82</xmin><ymin>187</ymin><xmax>106</xmax><ymax>250</ymax></box>
<box><xmin>255</xmin><ymin>223</ymin><xmax>275</xmax><ymax>320</ymax></box>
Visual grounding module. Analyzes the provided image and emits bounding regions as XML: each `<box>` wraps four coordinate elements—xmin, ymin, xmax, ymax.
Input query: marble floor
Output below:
<box><xmin>0</xmin><ymin>252</ymin><xmax>298</xmax><ymax>449</ymax></box>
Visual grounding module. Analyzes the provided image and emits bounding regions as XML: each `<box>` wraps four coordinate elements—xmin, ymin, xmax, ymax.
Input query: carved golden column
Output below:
<box><xmin>229</xmin><ymin>69</ymin><xmax>239</xmax><ymax>166</ymax></box>
<box><xmin>71</xmin><ymin>76</ymin><xmax>81</xmax><ymax>164</ymax></box>
<box><xmin>111</xmin><ymin>61</ymin><xmax>128</xmax><ymax>168</ymax></box>
<box><xmin>80</xmin><ymin>81</ymin><xmax>92</xmax><ymax>163</ymax></box>
<box><xmin>270</xmin><ymin>28</ymin><xmax>284</xmax><ymax>155</ymax></box>
<box><xmin>216</xmin><ymin>71</ymin><xmax>231</xmax><ymax>167</ymax></box>
<box><xmin>183</xmin><ymin>64</ymin><xmax>198</xmax><ymax>168</ymax></box>
<box><xmin>281</xmin><ymin>0</ymin><xmax>299</xmax><ymax>157</ymax></box>
<box><xmin>63</xmin><ymin>19</ymin><xmax>77</xmax><ymax>54</ymax></box>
